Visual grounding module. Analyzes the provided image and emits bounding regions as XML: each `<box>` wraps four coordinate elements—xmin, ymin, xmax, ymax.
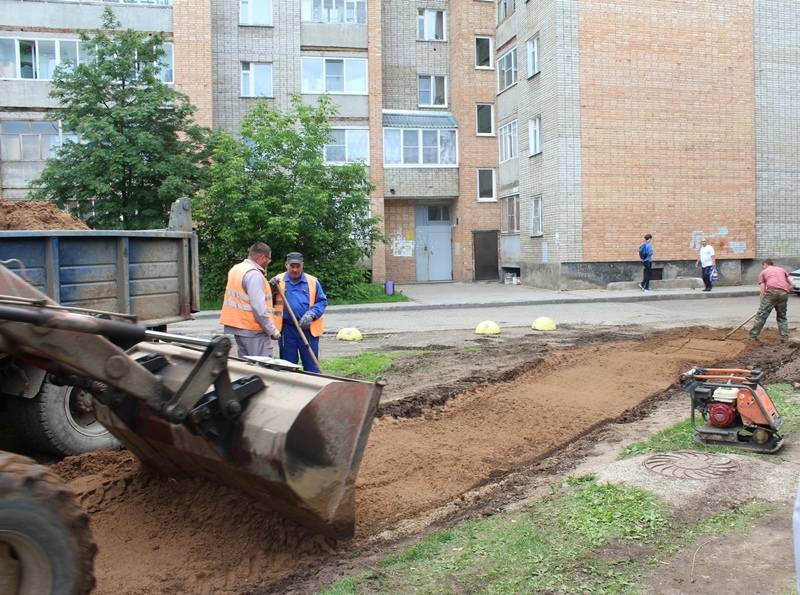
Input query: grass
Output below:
<box><xmin>199</xmin><ymin>283</ymin><xmax>408</xmax><ymax>310</ymax></box>
<box><xmin>320</xmin><ymin>351</ymin><xmax>411</xmax><ymax>380</ymax></box>
<box><xmin>622</xmin><ymin>383</ymin><xmax>800</xmax><ymax>458</ymax></box>
<box><xmin>323</xmin><ymin>481</ymin><xmax>772</xmax><ymax>595</ymax></box>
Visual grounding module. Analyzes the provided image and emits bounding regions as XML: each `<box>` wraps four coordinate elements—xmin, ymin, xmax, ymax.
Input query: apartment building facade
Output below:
<box><xmin>495</xmin><ymin>0</ymin><xmax>800</xmax><ymax>288</ymax></box>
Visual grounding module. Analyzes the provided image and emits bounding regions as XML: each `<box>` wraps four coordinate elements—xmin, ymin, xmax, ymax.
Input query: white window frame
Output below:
<box><xmin>300</xmin><ymin>57</ymin><xmax>368</xmax><ymax>95</ymax></box>
<box><xmin>417</xmin><ymin>9</ymin><xmax>447</xmax><ymax>42</ymax></box>
<box><xmin>497</xmin><ymin>0</ymin><xmax>515</xmax><ymax>23</ymax></box>
<box><xmin>240</xmin><ymin>62</ymin><xmax>273</xmax><ymax>97</ymax></box>
<box><xmin>475</xmin><ymin>36</ymin><xmax>493</xmax><ymax>69</ymax></box>
<box><xmin>158</xmin><ymin>41</ymin><xmax>174</xmax><ymax>84</ymax></box>
<box><xmin>501</xmin><ymin>194</ymin><xmax>520</xmax><ymax>234</ymax></box>
<box><xmin>302</xmin><ymin>0</ymin><xmax>367</xmax><ymax>25</ymax></box>
<box><xmin>324</xmin><ymin>127</ymin><xmax>370</xmax><ymax>164</ymax></box>
<box><xmin>528</xmin><ymin>115</ymin><xmax>541</xmax><ymax>156</ymax></box>
<box><xmin>382</xmin><ymin>128</ymin><xmax>458</xmax><ymax>168</ymax></box>
<box><xmin>476</xmin><ymin>168</ymin><xmax>496</xmax><ymax>202</ymax></box>
<box><xmin>497</xmin><ymin>47</ymin><xmax>517</xmax><ymax>92</ymax></box>
<box><xmin>476</xmin><ymin>103</ymin><xmax>494</xmax><ymax>136</ymax></box>
<box><xmin>240</xmin><ymin>0</ymin><xmax>273</xmax><ymax>26</ymax></box>
<box><xmin>418</xmin><ymin>74</ymin><xmax>447</xmax><ymax>108</ymax></box>
<box><xmin>0</xmin><ymin>119</ymin><xmax>76</xmax><ymax>162</ymax></box>
<box><xmin>530</xmin><ymin>194</ymin><xmax>543</xmax><ymax>236</ymax></box>
<box><xmin>526</xmin><ymin>34</ymin><xmax>539</xmax><ymax>78</ymax></box>
<box><xmin>0</xmin><ymin>37</ymin><xmax>85</xmax><ymax>81</ymax></box>
<box><xmin>499</xmin><ymin>120</ymin><xmax>517</xmax><ymax>163</ymax></box>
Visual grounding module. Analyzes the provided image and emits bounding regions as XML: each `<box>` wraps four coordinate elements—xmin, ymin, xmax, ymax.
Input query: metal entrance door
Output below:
<box><xmin>473</xmin><ymin>230</ymin><xmax>499</xmax><ymax>281</ymax></box>
<box><xmin>415</xmin><ymin>205</ymin><xmax>452</xmax><ymax>282</ymax></box>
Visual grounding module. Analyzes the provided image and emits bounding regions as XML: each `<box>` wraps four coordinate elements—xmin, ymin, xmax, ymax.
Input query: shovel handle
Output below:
<box><xmin>274</xmin><ymin>280</ymin><xmax>322</xmax><ymax>372</ymax></box>
<box><xmin>723</xmin><ymin>313</ymin><xmax>757</xmax><ymax>340</ymax></box>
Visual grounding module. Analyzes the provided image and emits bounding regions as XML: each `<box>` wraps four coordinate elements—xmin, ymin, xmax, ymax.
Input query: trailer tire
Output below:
<box><xmin>0</xmin><ymin>452</ymin><xmax>96</xmax><ymax>595</ymax></box>
<box><xmin>8</xmin><ymin>380</ymin><xmax>120</xmax><ymax>457</ymax></box>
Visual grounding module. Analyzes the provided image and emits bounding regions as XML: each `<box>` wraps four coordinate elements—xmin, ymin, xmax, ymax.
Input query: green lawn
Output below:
<box><xmin>320</xmin><ymin>352</ymin><xmax>413</xmax><ymax>380</ymax></box>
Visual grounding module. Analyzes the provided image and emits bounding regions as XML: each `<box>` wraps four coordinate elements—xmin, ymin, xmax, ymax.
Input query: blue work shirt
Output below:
<box><xmin>280</xmin><ymin>272</ymin><xmax>328</xmax><ymax>321</ymax></box>
<box><xmin>640</xmin><ymin>242</ymin><xmax>653</xmax><ymax>263</ymax></box>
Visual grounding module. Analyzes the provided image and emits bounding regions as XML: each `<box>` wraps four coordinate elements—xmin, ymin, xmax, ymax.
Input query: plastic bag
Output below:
<box><xmin>710</xmin><ymin>266</ymin><xmax>720</xmax><ymax>281</ymax></box>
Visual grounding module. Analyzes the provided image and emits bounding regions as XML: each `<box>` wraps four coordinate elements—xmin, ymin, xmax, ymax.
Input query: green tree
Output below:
<box><xmin>30</xmin><ymin>8</ymin><xmax>211</xmax><ymax>229</ymax></box>
<box><xmin>195</xmin><ymin>96</ymin><xmax>380</xmax><ymax>301</ymax></box>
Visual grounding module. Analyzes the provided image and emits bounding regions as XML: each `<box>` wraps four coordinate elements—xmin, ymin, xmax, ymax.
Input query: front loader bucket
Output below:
<box><xmin>94</xmin><ymin>342</ymin><xmax>382</xmax><ymax>539</ymax></box>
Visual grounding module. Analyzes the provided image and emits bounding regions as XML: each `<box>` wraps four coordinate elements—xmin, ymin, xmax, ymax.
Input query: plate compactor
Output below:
<box><xmin>680</xmin><ymin>367</ymin><xmax>783</xmax><ymax>453</ymax></box>
<box><xmin>0</xmin><ymin>264</ymin><xmax>381</xmax><ymax>539</ymax></box>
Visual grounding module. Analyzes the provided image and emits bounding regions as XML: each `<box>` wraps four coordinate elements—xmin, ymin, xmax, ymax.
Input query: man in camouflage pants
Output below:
<box><xmin>749</xmin><ymin>259</ymin><xmax>792</xmax><ymax>340</ymax></box>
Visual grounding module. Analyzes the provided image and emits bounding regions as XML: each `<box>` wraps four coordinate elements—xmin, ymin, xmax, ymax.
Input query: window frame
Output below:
<box><xmin>501</xmin><ymin>194</ymin><xmax>520</xmax><ymax>234</ymax></box>
<box><xmin>530</xmin><ymin>194</ymin><xmax>543</xmax><ymax>236</ymax></box>
<box><xmin>324</xmin><ymin>126</ymin><xmax>370</xmax><ymax>165</ymax></box>
<box><xmin>526</xmin><ymin>34</ymin><xmax>540</xmax><ymax>78</ymax></box>
<box><xmin>528</xmin><ymin>115</ymin><xmax>541</xmax><ymax>156</ymax></box>
<box><xmin>476</xmin><ymin>168</ymin><xmax>496</xmax><ymax>202</ymax></box>
<box><xmin>0</xmin><ymin>119</ymin><xmax>72</xmax><ymax>162</ymax></box>
<box><xmin>240</xmin><ymin>61</ymin><xmax>274</xmax><ymax>97</ymax></box>
<box><xmin>475</xmin><ymin>103</ymin><xmax>494</xmax><ymax>136</ymax></box>
<box><xmin>499</xmin><ymin>119</ymin><xmax>518</xmax><ymax>163</ymax></box>
<box><xmin>417</xmin><ymin>9</ymin><xmax>447</xmax><ymax>42</ymax></box>
<box><xmin>240</xmin><ymin>0</ymin><xmax>273</xmax><ymax>26</ymax></box>
<box><xmin>300</xmin><ymin>56</ymin><xmax>368</xmax><ymax>95</ymax></box>
<box><xmin>383</xmin><ymin>127</ymin><xmax>459</xmax><ymax>168</ymax></box>
<box><xmin>0</xmin><ymin>37</ymin><xmax>86</xmax><ymax>81</ymax></box>
<box><xmin>417</xmin><ymin>74</ymin><xmax>448</xmax><ymax>108</ymax></box>
<box><xmin>474</xmin><ymin>36</ymin><xmax>493</xmax><ymax>69</ymax></box>
<box><xmin>497</xmin><ymin>47</ymin><xmax>517</xmax><ymax>93</ymax></box>
<box><xmin>302</xmin><ymin>0</ymin><xmax>367</xmax><ymax>25</ymax></box>
<box><xmin>497</xmin><ymin>0</ymin><xmax>516</xmax><ymax>24</ymax></box>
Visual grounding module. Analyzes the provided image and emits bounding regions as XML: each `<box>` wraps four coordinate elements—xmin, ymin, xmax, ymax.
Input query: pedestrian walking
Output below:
<box><xmin>696</xmin><ymin>238</ymin><xmax>716</xmax><ymax>292</ymax></box>
<box><xmin>219</xmin><ymin>242</ymin><xmax>281</xmax><ymax>357</ymax></box>
<box><xmin>270</xmin><ymin>252</ymin><xmax>328</xmax><ymax>373</ymax></box>
<box><xmin>638</xmin><ymin>234</ymin><xmax>654</xmax><ymax>292</ymax></box>
<box><xmin>749</xmin><ymin>258</ymin><xmax>792</xmax><ymax>341</ymax></box>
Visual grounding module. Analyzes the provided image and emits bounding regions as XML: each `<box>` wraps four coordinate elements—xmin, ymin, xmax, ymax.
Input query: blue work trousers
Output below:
<box><xmin>279</xmin><ymin>324</ymin><xmax>320</xmax><ymax>373</ymax></box>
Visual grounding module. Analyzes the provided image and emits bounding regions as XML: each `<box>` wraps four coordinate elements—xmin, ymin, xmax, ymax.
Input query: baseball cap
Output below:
<box><xmin>286</xmin><ymin>252</ymin><xmax>304</xmax><ymax>264</ymax></box>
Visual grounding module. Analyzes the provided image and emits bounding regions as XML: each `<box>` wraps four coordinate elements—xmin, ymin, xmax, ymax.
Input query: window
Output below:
<box><xmin>499</xmin><ymin>120</ymin><xmax>517</xmax><ymax>162</ymax></box>
<box><xmin>158</xmin><ymin>42</ymin><xmax>174</xmax><ymax>84</ymax></box>
<box><xmin>0</xmin><ymin>120</ymin><xmax>75</xmax><ymax>162</ymax></box>
<box><xmin>417</xmin><ymin>9</ymin><xmax>446</xmax><ymax>41</ymax></box>
<box><xmin>528</xmin><ymin>116</ymin><xmax>541</xmax><ymax>156</ymax></box>
<box><xmin>0</xmin><ymin>38</ymin><xmax>84</xmax><ymax>80</ymax></box>
<box><xmin>383</xmin><ymin>128</ymin><xmax>457</xmax><ymax>166</ymax></box>
<box><xmin>427</xmin><ymin>205</ymin><xmax>450</xmax><ymax>221</ymax></box>
<box><xmin>475</xmin><ymin>37</ymin><xmax>492</xmax><ymax>68</ymax></box>
<box><xmin>497</xmin><ymin>0</ymin><xmax>515</xmax><ymax>22</ymax></box>
<box><xmin>240</xmin><ymin>0</ymin><xmax>272</xmax><ymax>26</ymax></box>
<box><xmin>418</xmin><ymin>75</ymin><xmax>446</xmax><ymax>107</ymax></box>
<box><xmin>302</xmin><ymin>0</ymin><xmax>366</xmax><ymax>24</ymax></box>
<box><xmin>501</xmin><ymin>195</ymin><xmax>520</xmax><ymax>233</ymax></box>
<box><xmin>497</xmin><ymin>47</ymin><xmax>517</xmax><ymax>92</ymax></box>
<box><xmin>530</xmin><ymin>195</ymin><xmax>543</xmax><ymax>236</ymax></box>
<box><xmin>477</xmin><ymin>169</ymin><xmax>496</xmax><ymax>201</ymax></box>
<box><xmin>527</xmin><ymin>34</ymin><xmax>539</xmax><ymax>77</ymax></box>
<box><xmin>301</xmin><ymin>57</ymin><xmax>367</xmax><ymax>94</ymax></box>
<box><xmin>476</xmin><ymin>104</ymin><xmax>494</xmax><ymax>135</ymax></box>
<box><xmin>241</xmin><ymin>62</ymin><xmax>273</xmax><ymax>97</ymax></box>
<box><xmin>325</xmin><ymin>128</ymin><xmax>369</xmax><ymax>164</ymax></box>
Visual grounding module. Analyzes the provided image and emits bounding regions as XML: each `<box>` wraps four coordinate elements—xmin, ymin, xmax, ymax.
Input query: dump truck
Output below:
<box><xmin>0</xmin><ymin>199</ymin><xmax>199</xmax><ymax>455</ymax></box>
<box><xmin>0</xmin><ymin>263</ymin><xmax>382</xmax><ymax>592</ymax></box>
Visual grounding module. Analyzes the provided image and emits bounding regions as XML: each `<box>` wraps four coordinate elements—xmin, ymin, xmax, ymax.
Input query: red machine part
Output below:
<box><xmin>708</xmin><ymin>402</ymin><xmax>737</xmax><ymax>428</ymax></box>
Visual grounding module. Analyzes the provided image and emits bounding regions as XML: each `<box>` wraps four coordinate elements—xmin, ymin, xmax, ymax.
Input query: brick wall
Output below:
<box><xmin>384</xmin><ymin>200</ymin><xmax>417</xmax><ymax>282</ymax></box>
<box><xmin>579</xmin><ymin>0</ymin><xmax>757</xmax><ymax>263</ymax></box>
<box><xmin>173</xmin><ymin>0</ymin><xmax>214</xmax><ymax>128</ymax></box>
<box><xmin>369</xmin><ymin>0</ymin><xmax>387</xmax><ymax>281</ymax></box>
<box><xmin>754</xmin><ymin>0</ymin><xmax>800</xmax><ymax>258</ymax></box>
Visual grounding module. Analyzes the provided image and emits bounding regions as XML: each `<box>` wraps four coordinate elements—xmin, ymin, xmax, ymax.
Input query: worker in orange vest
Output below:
<box><xmin>270</xmin><ymin>252</ymin><xmax>327</xmax><ymax>372</ymax></box>
<box><xmin>219</xmin><ymin>242</ymin><xmax>280</xmax><ymax>357</ymax></box>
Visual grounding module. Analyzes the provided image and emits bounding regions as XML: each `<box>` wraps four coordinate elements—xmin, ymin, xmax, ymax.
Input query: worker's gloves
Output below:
<box><xmin>299</xmin><ymin>312</ymin><xmax>314</xmax><ymax>330</ymax></box>
<box><xmin>268</xmin><ymin>276</ymin><xmax>280</xmax><ymax>289</ymax></box>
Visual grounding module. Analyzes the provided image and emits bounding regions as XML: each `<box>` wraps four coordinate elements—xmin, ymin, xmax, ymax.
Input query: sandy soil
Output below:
<box><xmin>0</xmin><ymin>199</ymin><xmax>88</xmax><ymax>230</ymax></box>
<box><xmin>48</xmin><ymin>327</ymin><xmax>791</xmax><ymax>593</ymax></box>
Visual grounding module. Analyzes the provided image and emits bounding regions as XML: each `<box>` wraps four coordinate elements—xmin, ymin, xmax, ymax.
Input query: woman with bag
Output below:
<box><xmin>696</xmin><ymin>238</ymin><xmax>716</xmax><ymax>292</ymax></box>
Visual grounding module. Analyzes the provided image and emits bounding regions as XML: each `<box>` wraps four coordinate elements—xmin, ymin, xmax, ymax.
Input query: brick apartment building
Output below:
<box><xmin>2</xmin><ymin>0</ymin><xmax>798</xmax><ymax>287</ymax></box>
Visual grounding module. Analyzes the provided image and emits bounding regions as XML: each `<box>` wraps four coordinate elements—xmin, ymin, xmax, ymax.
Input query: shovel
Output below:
<box><xmin>722</xmin><ymin>313</ymin><xmax>757</xmax><ymax>340</ymax></box>
<box><xmin>273</xmin><ymin>280</ymin><xmax>323</xmax><ymax>371</ymax></box>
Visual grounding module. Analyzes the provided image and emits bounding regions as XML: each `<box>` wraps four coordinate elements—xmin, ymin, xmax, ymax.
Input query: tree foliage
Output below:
<box><xmin>195</xmin><ymin>96</ymin><xmax>380</xmax><ymax>301</ymax></box>
<box><xmin>30</xmin><ymin>8</ymin><xmax>211</xmax><ymax>229</ymax></box>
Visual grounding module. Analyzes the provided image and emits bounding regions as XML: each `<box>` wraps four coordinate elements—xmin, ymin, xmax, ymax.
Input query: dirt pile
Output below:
<box><xmin>0</xmin><ymin>199</ymin><xmax>88</xmax><ymax>230</ymax></box>
<box><xmin>51</xmin><ymin>329</ymin><xmax>755</xmax><ymax>593</ymax></box>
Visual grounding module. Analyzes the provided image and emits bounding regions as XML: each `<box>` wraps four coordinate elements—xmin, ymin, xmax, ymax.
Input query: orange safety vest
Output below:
<box><xmin>219</xmin><ymin>261</ymin><xmax>272</xmax><ymax>331</ymax></box>
<box><xmin>272</xmin><ymin>273</ymin><xmax>324</xmax><ymax>337</ymax></box>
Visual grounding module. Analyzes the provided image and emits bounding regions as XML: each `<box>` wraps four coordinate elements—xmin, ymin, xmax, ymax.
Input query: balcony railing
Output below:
<box><xmin>52</xmin><ymin>0</ymin><xmax>172</xmax><ymax>6</ymax></box>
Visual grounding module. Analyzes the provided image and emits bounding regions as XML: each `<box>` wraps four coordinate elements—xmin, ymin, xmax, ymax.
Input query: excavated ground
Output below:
<box><xmin>50</xmin><ymin>327</ymin><xmax>788</xmax><ymax>594</ymax></box>
<box><xmin>0</xmin><ymin>199</ymin><xmax>88</xmax><ymax>230</ymax></box>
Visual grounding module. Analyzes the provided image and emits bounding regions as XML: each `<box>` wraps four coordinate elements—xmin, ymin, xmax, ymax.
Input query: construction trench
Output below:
<box><xmin>47</xmin><ymin>327</ymin><xmax>795</xmax><ymax>593</ymax></box>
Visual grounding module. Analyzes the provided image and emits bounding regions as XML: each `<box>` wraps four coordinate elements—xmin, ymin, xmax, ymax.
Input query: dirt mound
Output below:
<box><xmin>0</xmin><ymin>199</ymin><xmax>88</xmax><ymax>230</ymax></box>
<box><xmin>51</xmin><ymin>329</ymin><xmax>759</xmax><ymax>593</ymax></box>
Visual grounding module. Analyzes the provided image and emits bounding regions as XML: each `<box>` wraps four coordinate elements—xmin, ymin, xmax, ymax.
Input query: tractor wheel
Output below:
<box><xmin>0</xmin><ymin>452</ymin><xmax>96</xmax><ymax>595</ymax></box>
<box><xmin>8</xmin><ymin>379</ymin><xmax>120</xmax><ymax>456</ymax></box>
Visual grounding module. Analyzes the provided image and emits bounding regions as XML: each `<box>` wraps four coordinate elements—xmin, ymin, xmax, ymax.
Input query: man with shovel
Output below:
<box><xmin>270</xmin><ymin>252</ymin><xmax>328</xmax><ymax>372</ymax></box>
<box><xmin>749</xmin><ymin>258</ymin><xmax>792</xmax><ymax>341</ymax></box>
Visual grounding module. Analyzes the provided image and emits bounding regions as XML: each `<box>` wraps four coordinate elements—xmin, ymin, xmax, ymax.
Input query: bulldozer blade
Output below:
<box><xmin>94</xmin><ymin>342</ymin><xmax>382</xmax><ymax>539</ymax></box>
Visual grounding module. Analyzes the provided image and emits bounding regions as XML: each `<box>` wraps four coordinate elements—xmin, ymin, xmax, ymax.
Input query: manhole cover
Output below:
<box><xmin>643</xmin><ymin>451</ymin><xmax>738</xmax><ymax>480</ymax></box>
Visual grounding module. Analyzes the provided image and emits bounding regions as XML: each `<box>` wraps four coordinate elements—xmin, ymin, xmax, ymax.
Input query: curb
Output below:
<box><xmin>190</xmin><ymin>287</ymin><xmax>761</xmax><ymax>320</ymax></box>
